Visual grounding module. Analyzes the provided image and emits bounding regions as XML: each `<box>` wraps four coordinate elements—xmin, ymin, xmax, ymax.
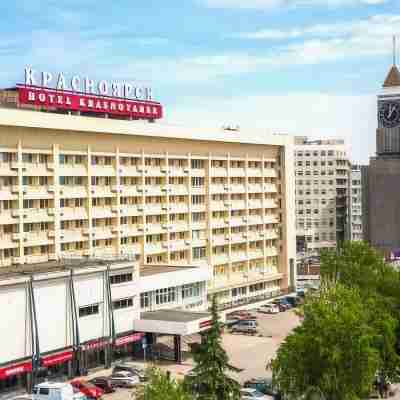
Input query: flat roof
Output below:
<box><xmin>140</xmin><ymin>309</ymin><xmax>210</xmax><ymax>323</ymax></box>
<box><xmin>140</xmin><ymin>264</ymin><xmax>198</xmax><ymax>277</ymax></box>
<box><xmin>0</xmin><ymin>257</ymin><xmax>134</xmax><ymax>280</ymax></box>
<box><xmin>0</xmin><ymin>107</ymin><xmax>292</xmax><ymax>148</ymax></box>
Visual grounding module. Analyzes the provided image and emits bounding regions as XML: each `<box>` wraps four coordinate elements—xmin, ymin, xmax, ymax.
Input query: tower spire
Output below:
<box><xmin>393</xmin><ymin>35</ymin><xmax>397</xmax><ymax>66</ymax></box>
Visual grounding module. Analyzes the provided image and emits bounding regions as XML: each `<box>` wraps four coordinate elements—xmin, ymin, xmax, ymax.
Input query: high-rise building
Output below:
<box><xmin>366</xmin><ymin>62</ymin><xmax>400</xmax><ymax>255</ymax></box>
<box><xmin>0</xmin><ymin>89</ymin><xmax>296</xmax><ymax>310</ymax></box>
<box><xmin>294</xmin><ymin>136</ymin><xmax>350</xmax><ymax>255</ymax></box>
<box><xmin>347</xmin><ymin>165</ymin><xmax>364</xmax><ymax>242</ymax></box>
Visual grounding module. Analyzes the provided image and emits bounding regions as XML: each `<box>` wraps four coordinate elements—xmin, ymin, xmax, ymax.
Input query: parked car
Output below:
<box><xmin>258</xmin><ymin>304</ymin><xmax>280</xmax><ymax>314</ymax></box>
<box><xmin>32</xmin><ymin>382</ymin><xmax>76</xmax><ymax>400</ymax></box>
<box><xmin>112</xmin><ymin>363</ymin><xmax>147</xmax><ymax>382</ymax></box>
<box><xmin>231</xmin><ymin>321</ymin><xmax>258</xmax><ymax>335</ymax></box>
<box><xmin>244</xmin><ymin>378</ymin><xmax>280</xmax><ymax>398</ymax></box>
<box><xmin>88</xmin><ymin>377</ymin><xmax>115</xmax><ymax>393</ymax></box>
<box><xmin>227</xmin><ymin>310</ymin><xmax>257</xmax><ymax>320</ymax></box>
<box><xmin>240</xmin><ymin>388</ymin><xmax>274</xmax><ymax>399</ymax></box>
<box><xmin>109</xmin><ymin>371</ymin><xmax>140</xmax><ymax>388</ymax></box>
<box><xmin>70</xmin><ymin>380</ymin><xmax>103</xmax><ymax>400</ymax></box>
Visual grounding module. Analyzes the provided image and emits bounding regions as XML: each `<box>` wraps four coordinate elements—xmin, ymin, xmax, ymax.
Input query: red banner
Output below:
<box><xmin>17</xmin><ymin>85</ymin><xmax>163</xmax><ymax>120</ymax></box>
<box><xmin>42</xmin><ymin>350</ymin><xmax>73</xmax><ymax>367</ymax></box>
<box><xmin>199</xmin><ymin>320</ymin><xmax>212</xmax><ymax>329</ymax></box>
<box><xmin>115</xmin><ymin>333</ymin><xmax>144</xmax><ymax>347</ymax></box>
<box><xmin>0</xmin><ymin>361</ymin><xmax>32</xmax><ymax>380</ymax></box>
<box><xmin>82</xmin><ymin>339</ymin><xmax>110</xmax><ymax>351</ymax></box>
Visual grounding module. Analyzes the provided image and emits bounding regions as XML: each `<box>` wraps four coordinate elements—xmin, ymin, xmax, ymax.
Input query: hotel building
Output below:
<box><xmin>0</xmin><ymin>91</ymin><xmax>295</xmax><ymax>308</ymax></box>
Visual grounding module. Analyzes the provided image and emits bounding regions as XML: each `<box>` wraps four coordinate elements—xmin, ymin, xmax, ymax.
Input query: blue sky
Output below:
<box><xmin>1</xmin><ymin>0</ymin><xmax>400</xmax><ymax>162</ymax></box>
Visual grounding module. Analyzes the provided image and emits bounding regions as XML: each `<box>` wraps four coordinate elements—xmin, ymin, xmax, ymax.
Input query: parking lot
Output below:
<box><xmin>84</xmin><ymin>308</ymin><xmax>301</xmax><ymax>399</ymax></box>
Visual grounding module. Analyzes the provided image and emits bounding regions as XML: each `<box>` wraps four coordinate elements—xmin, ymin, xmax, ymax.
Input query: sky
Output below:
<box><xmin>1</xmin><ymin>1</ymin><xmax>400</xmax><ymax>163</ymax></box>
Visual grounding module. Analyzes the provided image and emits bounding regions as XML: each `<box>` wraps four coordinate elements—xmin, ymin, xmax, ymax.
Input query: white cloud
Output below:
<box><xmin>165</xmin><ymin>92</ymin><xmax>377</xmax><ymax>163</ymax></box>
<box><xmin>201</xmin><ymin>0</ymin><xmax>388</xmax><ymax>9</ymax></box>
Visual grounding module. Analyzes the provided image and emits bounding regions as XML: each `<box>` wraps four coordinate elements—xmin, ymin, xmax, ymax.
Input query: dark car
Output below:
<box><xmin>112</xmin><ymin>363</ymin><xmax>148</xmax><ymax>382</ymax></box>
<box><xmin>89</xmin><ymin>377</ymin><xmax>115</xmax><ymax>394</ymax></box>
<box><xmin>244</xmin><ymin>378</ymin><xmax>281</xmax><ymax>399</ymax></box>
<box><xmin>272</xmin><ymin>301</ymin><xmax>290</xmax><ymax>312</ymax></box>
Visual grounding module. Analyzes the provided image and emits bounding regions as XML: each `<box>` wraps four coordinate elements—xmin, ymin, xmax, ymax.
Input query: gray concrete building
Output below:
<box><xmin>347</xmin><ymin>165</ymin><xmax>364</xmax><ymax>242</ymax></box>
<box><xmin>367</xmin><ymin>63</ymin><xmax>400</xmax><ymax>255</ymax></box>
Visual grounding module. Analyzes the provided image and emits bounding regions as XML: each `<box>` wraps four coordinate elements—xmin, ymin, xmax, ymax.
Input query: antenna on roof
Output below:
<box><xmin>393</xmin><ymin>35</ymin><xmax>397</xmax><ymax>66</ymax></box>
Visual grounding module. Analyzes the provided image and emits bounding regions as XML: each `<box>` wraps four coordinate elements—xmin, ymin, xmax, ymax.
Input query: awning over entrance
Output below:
<box><xmin>134</xmin><ymin>310</ymin><xmax>215</xmax><ymax>336</ymax></box>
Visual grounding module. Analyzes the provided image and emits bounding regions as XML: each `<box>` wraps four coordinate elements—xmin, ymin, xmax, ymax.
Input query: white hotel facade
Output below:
<box><xmin>0</xmin><ymin>92</ymin><xmax>295</xmax><ymax>393</ymax></box>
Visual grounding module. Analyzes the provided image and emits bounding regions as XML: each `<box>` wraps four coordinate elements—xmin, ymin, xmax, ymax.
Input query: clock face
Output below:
<box><xmin>379</xmin><ymin>101</ymin><xmax>400</xmax><ymax>128</ymax></box>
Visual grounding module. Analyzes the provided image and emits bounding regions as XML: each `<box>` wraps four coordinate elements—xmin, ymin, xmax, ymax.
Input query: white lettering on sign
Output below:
<box><xmin>23</xmin><ymin>66</ymin><xmax>154</xmax><ymax>101</ymax></box>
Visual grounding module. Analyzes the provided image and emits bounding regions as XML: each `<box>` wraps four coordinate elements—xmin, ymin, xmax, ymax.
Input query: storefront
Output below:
<box><xmin>81</xmin><ymin>338</ymin><xmax>110</xmax><ymax>372</ymax></box>
<box><xmin>113</xmin><ymin>332</ymin><xmax>145</xmax><ymax>362</ymax></box>
<box><xmin>0</xmin><ymin>360</ymin><xmax>32</xmax><ymax>395</ymax></box>
<box><xmin>41</xmin><ymin>350</ymin><xmax>74</xmax><ymax>381</ymax></box>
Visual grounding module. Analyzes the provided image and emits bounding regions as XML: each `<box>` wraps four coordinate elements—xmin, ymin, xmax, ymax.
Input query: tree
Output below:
<box><xmin>271</xmin><ymin>284</ymin><xmax>399</xmax><ymax>400</ymax></box>
<box><xmin>320</xmin><ymin>241</ymin><xmax>400</xmax><ymax>382</ymax></box>
<box><xmin>185</xmin><ymin>295</ymin><xmax>241</xmax><ymax>400</ymax></box>
<box><xmin>137</xmin><ymin>367</ymin><xmax>194</xmax><ymax>400</ymax></box>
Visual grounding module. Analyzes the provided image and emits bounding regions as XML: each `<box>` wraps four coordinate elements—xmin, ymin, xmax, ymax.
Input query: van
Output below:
<box><xmin>236</xmin><ymin>319</ymin><xmax>257</xmax><ymax>329</ymax></box>
<box><xmin>32</xmin><ymin>382</ymin><xmax>75</xmax><ymax>400</ymax></box>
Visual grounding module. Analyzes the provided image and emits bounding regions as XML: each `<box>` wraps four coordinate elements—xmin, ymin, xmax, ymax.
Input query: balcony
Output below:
<box><xmin>59</xmin><ymin>164</ymin><xmax>87</xmax><ymax>176</ymax></box>
<box><xmin>191</xmin><ymin>168</ymin><xmax>205</xmax><ymax>177</ymax></box>
<box><xmin>60</xmin><ymin>207</ymin><xmax>88</xmax><ymax>221</ymax></box>
<box><xmin>0</xmin><ymin>209</ymin><xmax>16</xmax><ymax>224</ymax></box>
<box><xmin>212</xmin><ymin>253</ymin><xmax>229</xmax><ymax>264</ymax></box>
<box><xmin>230</xmin><ymin>168</ymin><xmax>245</xmax><ymax>177</ymax></box>
<box><xmin>230</xmin><ymin>184</ymin><xmax>246</xmax><ymax>194</ymax></box>
<box><xmin>264</xmin><ymin>168</ymin><xmax>277</xmax><ymax>178</ymax></box>
<box><xmin>144</xmin><ymin>186</ymin><xmax>163</xmax><ymax>196</ymax></box>
<box><xmin>120</xmin><ymin>204</ymin><xmax>142</xmax><ymax>217</ymax></box>
<box><xmin>120</xmin><ymin>185</ymin><xmax>142</xmax><ymax>196</ymax></box>
<box><xmin>22</xmin><ymin>162</ymin><xmax>49</xmax><ymax>175</ymax></box>
<box><xmin>23</xmin><ymin>231</ymin><xmax>51</xmax><ymax>246</ymax></box>
<box><xmin>231</xmin><ymin>200</ymin><xmax>246</xmax><ymax>210</ymax></box>
<box><xmin>191</xmin><ymin>203</ymin><xmax>206</xmax><ymax>212</ymax></box>
<box><xmin>118</xmin><ymin>165</ymin><xmax>141</xmax><ymax>177</ymax></box>
<box><xmin>211</xmin><ymin>219</ymin><xmax>226</xmax><ymax>229</ymax></box>
<box><xmin>230</xmin><ymin>233</ymin><xmax>246</xmax><ymax>244</ymax></box>
<box><xmin>23</xmin><ymin>209</ymin><xmax>53</xmax><ymax>223</ymax></box>
<box><xmin>144</xmin><ymin>242</ymin><xmax>165</xmax><ymax>254</ymax></box>
<box><xmin>22</xmin><ymin>185</ymin><xmax>54</xmax><ymax>199</ymax></box>
<box><xmin>92</xmin><ymin>227</ymin><xmax>114</xmax><ymax>240</ymax></box>
<box><xmin>120</xmin><ymin>224</ymin><xmax>143</xmax><ymax>237</ymax></box>
<box><xmin>190</xmin><ymin>221</ymin><xmax>206</xmax><ymax>230</ymax></box>
<box><xmin>0</xmin><ymin>162</ymin><xmax>17</xmax><ymax>175</ymax></box>
<box><xmin>248</xmin><ymin>184</ymin><xmax>263</xmax><ymax>193</ymax></box>
<box><xmin>25</xmin><ymin>254</ymin><xmax>50</xmax><ymax>264</ymax></box>
<box><xmin>60</xmin><ymin>185</ymin><xmax>87</xmax><ymax>198</ymax></box>
<box><xmin>60</xmin><ymin>229</ymin><xmax>88</xmax><ymax>243</ymax></box>
<box><xmin>91</xmin><ymin>165</ymin><xmax>115</xmax><ymax>176</ymax></box>
<box><xmin>169</xmin><ymin>167</ymin><xmax>186</xmax><ymax>176</ymax></box>
<box><xmin>248</xmin><ymin>250</ymin><xmax>264</xmax><ymax>260</ymax></box>
<box><xmin>264</xmin><ymin>229</ymin><xmax>279</xmax><ymax>240</ymax></box>
<box><xmin>210</xmin><ymin>184</ymin><xmax>226</xmax><ymax>194</ymax></box>
<box><xmin>230</xmin><ymin>217</ymin><xmax>246</xmax><ymax>227</ymax></box>
<box><xmin>248</xmin><ymin>215</ymin><xmax>263</xmax><ymax>225</ymax></box>
<box><xmin>264</xmin><ymin>199</ymin><xmax>278</xmax><ymax>209</ymax></box>
<box><xmin>169</xmin><ymin>203</ymin><xmax>189</xmax><ymax>213</ymax></box>
<box><xmin>211</xmin><ymin>167</ymin><xmax>228</xmax><ymax>177</ymax></box>
<box><xmin>248</xmin><ymin>200</ymin><xmax>263</xmax><ymax>209</ymax></box>
<box><xmin>212</xmin><ymin>235</ymin><xmax>226</xmax><ymax>246</ymax></box>
<box><xmin>191</xmin><ymin>186</ymin><xmax>206</xmax><ymax>195</ymax></box>
<box><xmin>265</xmin><ymin>247</ymin><xmax>278</xmax><ymax>257</ymax></box>
<box><xmin>247</xmin><ymin>168</ymin><xmax>262</xmax><ymax>177</ymax></box>
<box><xmin>264</xmin><ymin>214</ymin><xmax>279</xmax><ymax>224</ymax></box>
<box><xmin>210</xmin><ymin>201</ymin><xmax>225</xmax><ymax>211</ymax></box>
<box><xmin>264</xmin><ymin>183</ymin><xmax>277</xmax><ymax>193</ymax></box>
<box><xmin>146</xmin><ymin>223</ymin><xmax>165</xmax><ymax>234</ymax></box>
<box><xmin>92</xmin><ymin>206</ymin><xmax>114</xmax><ymax>219</ymax></box>
<box><xmin>120</xmin><ymin>243</ymin><xmax>141</xmax><ymax>255</ymax></box>
<box><xmin>0</xmin><ymin>235</ymin><xmax>18</xmax><ymax>249</ymax></box>
<box><xmin>169</xmin><ymin>239</ymin><xmax>189</xmax><ymax>251</ymax></box>
<box><xmin>91</xmin><ymin>186</ymin><xmax>114</xmax><ymax>197</ymax></box>
<box><xmin>230</xmin><ymin>251</ymin><xmax>248</xmax><ymax>262</ymax></box>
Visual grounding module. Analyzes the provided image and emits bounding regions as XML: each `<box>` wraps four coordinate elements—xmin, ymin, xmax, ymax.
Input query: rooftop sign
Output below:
<box><xmin>18</xmin><ymin>66</ymin><xmax>163</xmax><ymax>120</ymax></box>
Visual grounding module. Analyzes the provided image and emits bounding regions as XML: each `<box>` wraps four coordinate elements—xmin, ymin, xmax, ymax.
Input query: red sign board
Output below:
<box><xmin>115</xmin><ymin>333</ymin><xmax>144</xmax><ymax>347</ymax></box>
<box><xmin>199</xmin><ymin>320</ymin><xmax>212</xmax><ymax>329</ymax></box>
<box><xmin>0</xmin><ymin>361</ymin><xmax>32</xmax><ymax>380</ymax></box>
<box><xmin>42</xmin><ymin>350</ymin><xmax>73</xmax><ymax>367</ymax></box>
<box><xmin>82</xmin><ymin>339</ymin><xmax>110</xmax><ymax>351</ymax></box>
<box><xmin>17</xmin><ymin>85</ymin><xmax>163</xmax><ymax>120</ymax></box>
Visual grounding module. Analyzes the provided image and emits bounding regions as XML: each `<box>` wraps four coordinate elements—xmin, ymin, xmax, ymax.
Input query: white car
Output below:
<box><xmin>110</xmin><ymin>371</ymin><xmax>140</xmax><ymax>387</ymax></box>
<box><xmin>240</xmin><ymin>388</ymin><xmax>274</xmax><ymax>399</ymax></box>
<box><xmin>258</xmin><ymin>304</ymin><xmax>280</xmax><ymax>314</ymax></box>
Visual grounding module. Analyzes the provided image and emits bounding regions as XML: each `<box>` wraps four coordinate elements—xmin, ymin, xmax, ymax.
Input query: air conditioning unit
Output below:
<box><xmin>161</xmin><ymin>168</ymin><xmax>167</xmax><ymax>173</ymax></box>
<box><xmin>184</xmin><ymin>168</ymin><xmax>189</xmax><ymax>173</ymax></box>
<box><xmin>185</xmin><ymin>240</ymin><xmax>191</xmax><ymax>245</ymax></box>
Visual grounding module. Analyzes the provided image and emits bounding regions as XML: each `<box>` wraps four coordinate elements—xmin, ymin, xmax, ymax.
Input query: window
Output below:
<box><xmin>79</xmin><ymin>304</ymin><xmax>99</xmax><ymax>317</ymax></box>
<box><xmin>191</xmin><ymin>177</ymin><xmax>204</xmax><ymax>187</ymax></box>
<box><xmin>140</xmin><ymin>292</ymin><xmax>151</xmax><ymax>309</ymax></box>
<box><xmin>110</xmin><ymin>272</ymin><xmax>133</xmax><ymax>284</ymax></box>
<box><xmin>182</xmin><ymin>283</ymin><xmax>201</xmax><ymax>299</ymax></box>
<box><xmin>191</xmin><ymin>159</ymin><xmax>204</xmax><ymax>169</ymax></box>
<box><xmin>155</xmin><ymin>287</ymin><xmax>176</xmax><ymax>305</ymax></box>
<box><xmin>192</xmin><ymin>246</ymin><xmax>206</xmax><ymax>259</ymax></box>
<box><xmin>113</xmin><ymin>297</ymin><xmax>134</xmax><ymax>310</ymax></box>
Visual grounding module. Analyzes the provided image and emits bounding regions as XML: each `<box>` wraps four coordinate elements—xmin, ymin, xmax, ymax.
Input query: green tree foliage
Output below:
<box><xmin>137</xmin><ymin>367</ymin><xmax>194</xmax><ymax>400</ymax></box>
<box><xmin>320</xmin><ymin>241</ymin><xmax>400</xmax><ymax>381</ymax></box>
<box><xmin>271</xmin><ymin>285</ymin><xmax>395</xmax><ymax>400</ymax></box>
<box><xmin>185</xmin><ymin>295</ymin><xmax>241</xmax><ymax>400</ymax></box>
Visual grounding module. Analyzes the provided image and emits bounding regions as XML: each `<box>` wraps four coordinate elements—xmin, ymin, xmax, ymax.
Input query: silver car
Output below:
<box><xmin>109</xmin><ymin>371</ymin><xmax>140</xmax><ymax>387</ymax></box>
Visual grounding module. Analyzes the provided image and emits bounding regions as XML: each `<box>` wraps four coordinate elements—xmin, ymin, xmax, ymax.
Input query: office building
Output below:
<box><xmin>347</xmin><ymin>165</ymin><xmax>363</xmax><ymax>241</ymax></box>
<box><xmin>294</xmin><ymin>136</ymin><xmax>350</xmax><ymax>254</ymax></box>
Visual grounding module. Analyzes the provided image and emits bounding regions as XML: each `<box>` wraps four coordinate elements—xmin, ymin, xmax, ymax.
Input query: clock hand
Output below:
<box><xmin>388</xmin><ymin>105</ymin><xmax>396</xmax><ymax>119</ymax></box>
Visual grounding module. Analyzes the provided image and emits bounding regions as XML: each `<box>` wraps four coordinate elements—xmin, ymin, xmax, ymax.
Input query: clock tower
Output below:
<box><xmin>366</xmin><ymin>45</ymin><xmax>400</xmax><ymax>256</ymax></box>
<box><xmin>377</xmin><ymin>62</ymin><xmax>400</xmax><ymax>154</ymax></box>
